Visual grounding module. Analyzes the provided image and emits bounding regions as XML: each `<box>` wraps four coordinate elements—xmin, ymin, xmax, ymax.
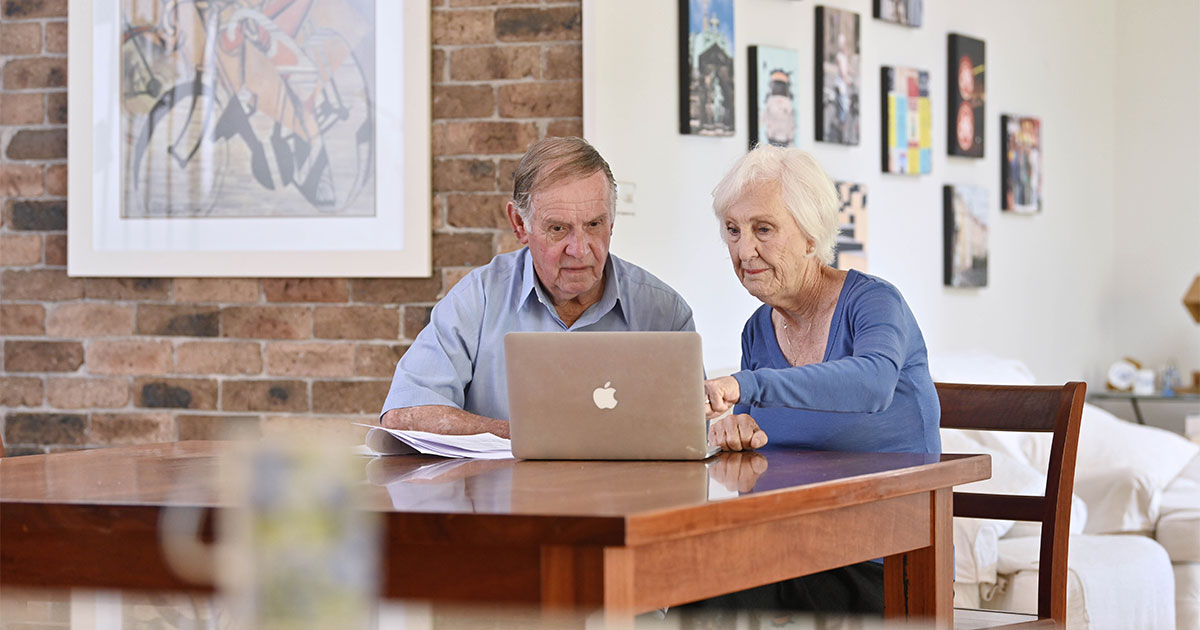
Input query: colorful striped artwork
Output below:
<box><xmin>881</xmin><ymin>66</ymin><xmax>931</xmax><ymax>175</ymax></box>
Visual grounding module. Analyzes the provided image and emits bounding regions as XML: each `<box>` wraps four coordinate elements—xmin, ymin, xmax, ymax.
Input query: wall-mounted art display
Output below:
<box><xmin>815</xmin><ymin>6</ymin><xmax>860</xmax><ymax>145</ymax></box>
<box><xmin>748</xmin><ymin>45</ymin><xmax>799</xmax><ymax>149</ymax></box>
<box><xmin>833</xmin><ymin>181</ymin><xmax>868</xmax><ymax>272</ymax></box>
<box><xmin>679</xmin><ymin>0</ymin><xmax>735</xmax><ymax>136</ymax></box>
<box><xmin>874</xmin><ymin>0</ymin><xmax>922</xmax><ymax>27</ymax></box>
<box><xmin>68</xmin><ymin>0</ymin><xmax>431</xmax><ymax>277</ymax></box>
<box><xmin>881</xmin><ymin>66</ymin><xmax>931</xmax><ymax>175</ymax></box>
<box><xmin>943</xmin><ymin>184</ymin><xmax>989</xmax><ymax>288</ymax></box>
<box><xmin>948</xmin><ymin>33</ymin><xmax>986</xmax><ymax>158</ymax></box>
<box><xmin>1001</xmin><ymin>114</ymin><xmax>1043</xmax><ymax>214</ymax></box>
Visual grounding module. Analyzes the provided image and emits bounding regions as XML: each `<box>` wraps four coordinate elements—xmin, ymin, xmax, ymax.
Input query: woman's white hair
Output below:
<box><xmin>711</xmin><ymin>144</ymin><xmax>841</xmax><ymax>265</ymax></box>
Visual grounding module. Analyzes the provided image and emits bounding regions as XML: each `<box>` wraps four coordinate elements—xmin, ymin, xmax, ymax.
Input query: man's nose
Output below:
<box><xmin>564</xmin><ymin>230</ymin><xmax>590</xmax><ymax>258</ymax></box>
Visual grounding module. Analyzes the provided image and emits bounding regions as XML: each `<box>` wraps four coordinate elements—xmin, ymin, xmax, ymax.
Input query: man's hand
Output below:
<box><xmin>707</xmin><ymin>413</ymin><xmax>768</xmax><ymax>451</ymax></box>
<box><xmin>709</xmin><ymin>451</ymin><xmax>769</xmax><ymax>493</ymax></box>
<box><xmin>381</xmin><ymin>406</ymin><xmax>511</xmax><ymax>439</ymax></box>
<box><xmin>704</xmin><ymin>376</ymin><xmax>741</xmax><ymax>419</ymax></box>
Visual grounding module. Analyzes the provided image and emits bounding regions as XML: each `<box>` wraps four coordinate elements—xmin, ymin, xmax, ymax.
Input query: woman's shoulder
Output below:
<box><xmin>842</xmin><ymin>269</ymin><xmax>904</xmax><ymax>302</ymax></box>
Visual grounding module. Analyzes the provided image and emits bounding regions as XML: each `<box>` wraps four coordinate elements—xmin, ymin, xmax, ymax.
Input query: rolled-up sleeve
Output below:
<box><xmin>380</xmin><ymin>279</ymin><xmax>484</xmax><ymax>417</ymax></box>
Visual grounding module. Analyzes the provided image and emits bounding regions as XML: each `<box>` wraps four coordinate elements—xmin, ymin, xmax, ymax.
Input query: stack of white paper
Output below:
<box><xmin>359</xmin><ymin>425</ymin><xmax>513</xmax><ymax>459</ymax></box>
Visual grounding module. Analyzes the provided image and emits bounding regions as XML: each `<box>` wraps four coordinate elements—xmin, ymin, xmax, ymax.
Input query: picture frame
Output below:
<box><xmin>833</xmin><ymin>181</ymin><xmax>868</xmax><ymax>272</ymax></box>
<box><xmin>67</xmin><ymin>0</ymin><xmax>431</xmax><ymax>277</ymax></box>
<box><xmin>1001</xmin><ymin>114</ymin><xmax>1043</xmax><ymax>214</ymax></box>
<box><xmin>943</xmin><ymin>184</ymin><xmax>989</xmax><ymax>288</ymax></box>
<box><xmin>881</xmin><ymin>66</ymin><xmax>931</xmax><ymax>175</ymax></box>
<box><xmin>747</xmin><ymin>45</ymin><xmax>800</xmax><ymax>150</ymax></box>
<box><xmin>815</xmin><ymin>5</ymin><xmax>861</xmax><ymax>145</ymax></box>
<box><xmin>947</xmin><ymin>33</ymin><xmax>986</xmax><ymax>158</ymax></box>
<box><xmin>873</xmin><ymin>0</ymin><xmax>923</xmax><ymax>27</ymax></box>
<box><xmin>679</xmin><ymin>0</ymin><xmax>735</xmax><ymax>137</ymax></box>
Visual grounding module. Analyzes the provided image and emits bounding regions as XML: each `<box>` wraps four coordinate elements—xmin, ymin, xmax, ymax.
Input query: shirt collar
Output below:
<box><xmin>518</xmin><ymin>248</ymin><xmax>627</xmax><ymax>328</ymax></box>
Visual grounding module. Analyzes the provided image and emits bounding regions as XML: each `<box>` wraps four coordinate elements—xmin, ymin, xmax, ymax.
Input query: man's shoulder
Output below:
<box><xmin>610</xmin><ymin>254</ymin><xmax>686</xmax><ymax>302</ymax></box>
<box><xmin>446</xmin><ymin>248</ymin><xmax>526</xmax><ymax>298</ymax></box>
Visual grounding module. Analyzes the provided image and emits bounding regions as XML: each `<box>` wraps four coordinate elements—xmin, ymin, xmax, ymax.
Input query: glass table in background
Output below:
<box><xmin>1087</xmin><ymin>391</ymin><xmax>1200</xmax><ymax>425</ymax></box>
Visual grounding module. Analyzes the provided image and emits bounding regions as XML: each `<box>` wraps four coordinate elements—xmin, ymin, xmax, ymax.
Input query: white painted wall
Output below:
<box><xmin>584</xmin><ymin>0</ymin><xmax>1197</xmax><ymax>387</ymax></box>
<box><xmin>1113</xmin><ymin>0</ymin><xmax>1200</xmax><ymax>380</ymax></box>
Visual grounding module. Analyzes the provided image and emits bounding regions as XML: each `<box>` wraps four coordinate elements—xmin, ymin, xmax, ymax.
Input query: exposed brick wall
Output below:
<box><xmin>0</xmin><ymin>0</ymin><xmax>582</xmax><ymax>456</ymax></box>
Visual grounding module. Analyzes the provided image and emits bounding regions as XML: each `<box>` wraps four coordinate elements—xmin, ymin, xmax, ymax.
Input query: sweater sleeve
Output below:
<box><xmin>732</xmin><ymin>283</ymin><xmax>909</xmax><ymax>413</ymax></box>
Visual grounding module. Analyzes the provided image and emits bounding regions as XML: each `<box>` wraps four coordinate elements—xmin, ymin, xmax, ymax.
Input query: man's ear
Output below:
<box><xmin>506</xmin><ymin>202</ymin><xmax>530</xmax><ymax>244</ymax></box>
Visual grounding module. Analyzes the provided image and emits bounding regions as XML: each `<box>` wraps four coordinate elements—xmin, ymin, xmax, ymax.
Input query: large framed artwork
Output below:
<box><xmin>881</xmin><ymin>66</ymin><xmax>931</xmax><ymax>175</ymax></box>
<box><xmin>67</xmin><ymin>0</ymin><xmax>430</xmax><ymax>277</ymax></box>
<box><xmin>1001</xmin><ymin>114</ymin><xmax>1043</xmax><ymax>214</ymax></box>
<box><xmin>947</xmin><ymin>33</ymin><xmax>985</xmax><ymax>158</ymax></box>
<box><xmin>814</xmin><ymin>6</ymin><xmax>860</xmax><ymax>145</ymax></box>
<box><xmin>832</xmin><ymin>181</ymin><xmax>868</xmax><ymax>272</ymax></box>
<box><xmin>943</xmin><ymin>184</ymin><xmax>988</xmax><ymax>288</ymax></box>
<box><xmin>679</xmin><ymin>0</ymin><xmax>735</xmax><ymax>137</ymax></box>
<box><xmin>873</xmin><ymin>0</ymin><xmax>922</xmax><ymax>27</ymax></box>
<box><xmin>747</xmin><ymin>45</ymin><xmax>799</xmax><ymax>150</ymax></box>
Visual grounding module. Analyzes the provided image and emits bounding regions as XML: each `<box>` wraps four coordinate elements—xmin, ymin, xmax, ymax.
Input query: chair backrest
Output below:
<box><xmin>936</xmin><ymin>381</ymin><xmax>1086</xmax><ymax>624</ymax></box>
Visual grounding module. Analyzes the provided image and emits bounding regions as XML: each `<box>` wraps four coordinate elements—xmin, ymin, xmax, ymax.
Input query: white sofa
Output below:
<box><xmin>931</xmin><ymin>354</ymin><xmax>1200</xmax><ymax>630</ymax></box>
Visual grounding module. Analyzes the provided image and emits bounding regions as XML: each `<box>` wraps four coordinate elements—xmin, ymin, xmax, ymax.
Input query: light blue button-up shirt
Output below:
<box><xmin>382</xmin><ymin>247</ymin><xmax>696</xmax><ymax>421</ymax></box>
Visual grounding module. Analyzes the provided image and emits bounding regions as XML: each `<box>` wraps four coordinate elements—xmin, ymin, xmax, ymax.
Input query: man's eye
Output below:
<box><xmin>549</xmin><ymin>225</ymin><xmax>564</xmax><ymax>232</ymax></box>
<box><xmin>588</xmin><ymin>221</ymin><xmax>602</xmax><ymax>228</ymax></box>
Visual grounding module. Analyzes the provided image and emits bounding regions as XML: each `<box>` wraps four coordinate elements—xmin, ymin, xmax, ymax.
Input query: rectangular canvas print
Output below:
<box><xmin>943</xmin><ymin>184</ymin><xmax>989</xmax><ymax>288</ymax></box>
<box><xmin>1001</xmin><ymin>114</ymin><xmax>1043</xmax><ymax>213</ymax></box>
<box><xmin>748</xmin><ymin>45</ymin><xmax>800</xmax><ymax>150</ymax></box>
<box><xmin>948</xmin><ymin>33</ymin><xmax>985</xmax><ymax>158</ymax></box>
<box><xmin>119</xmin><ymin>0</ymin><xmax>377</xmax><ymax>218</ymax></box>
<box><xmin>833</xmin><ymin>181</ymin><xmax>868</xmax><ymax>272</ymax></box>
<box><xmin>873</xmin><ymin>0</ymin><xmax>922</xmax><ymax>27</ymax></box>
<box><xmin>679</xmin><ymin>0</ymin><xmax>735</xmax><ymax>136</ymax></box>
<box><xmin>881</xmin><ymin>66</ymin><xmax>931</xmax><ymax>175</ymax></box>
<box><xmin>815</xmin><ymin>6</ymin><xmax>860</xmax><ymax>145</ymax></box>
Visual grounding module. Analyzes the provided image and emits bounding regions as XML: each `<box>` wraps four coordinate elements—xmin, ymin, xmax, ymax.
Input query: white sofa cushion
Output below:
<box><xmin>943</xmin><ymin>428</ymin><xmax>1048</xmax><ymax>586</ymax></box>
<box><xmin>991</xmin><ymin>534</ymin><xmax>1176</xmax><ymax>630</ymax></box>
<box><xmin>1073</xmin><ymin>467</ymin><xmax>1160</xmax><ymax>535</ymax></box>
<box><xmin>1159</xmin><ymin>509</ymin><xmax>1200</xmax><ymax>563</ymax></box>
<box><xmin>928</xmin><ymin>352</ymin><xmax>1037</xmax><ymax>386</ymax></box>
<box><xmin>1076</xmin><ymin>404</ymin><xmax>1200</xmax><ymax>493</ymax></box>
<box><xmin>1176</xmin><ymin>562</ymin><xmax>1200</xmax><ymax>630</ymax></box>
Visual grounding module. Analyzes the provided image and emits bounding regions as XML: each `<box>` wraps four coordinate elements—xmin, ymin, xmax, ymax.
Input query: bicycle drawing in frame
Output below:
<box><xmin>119</xmin><ymin>0</ymin><xmax>375</xmax><ymax>219</ymax></box>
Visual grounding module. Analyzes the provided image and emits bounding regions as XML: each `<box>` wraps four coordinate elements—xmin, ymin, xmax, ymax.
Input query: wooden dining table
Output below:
<box><xmin>0</xmin><ymin>441</ymin><xmax>988</xmax><ymax>627</ymax></box>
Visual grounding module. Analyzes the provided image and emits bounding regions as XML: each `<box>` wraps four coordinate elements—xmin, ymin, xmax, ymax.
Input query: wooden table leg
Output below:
<box><xmin>541</xmin><ymin>546</ymin><xmax>634</xmax><ymax>628</ymax></box>
<box><xmin>884</xmin><ymin>487</ymin><xmax>953</xmax><ymax>629</ymax></box>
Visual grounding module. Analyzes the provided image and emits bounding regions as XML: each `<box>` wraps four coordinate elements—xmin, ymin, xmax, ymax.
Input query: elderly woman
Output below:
<box><xmin>703</xmin><ymin>145</ymin><xmax>941</xmax><ymax>456</ymax></box>
<box><xmin>687</xmin><ymin>146</ymin><xmax>941</xmax><ymax>619</ymax></box>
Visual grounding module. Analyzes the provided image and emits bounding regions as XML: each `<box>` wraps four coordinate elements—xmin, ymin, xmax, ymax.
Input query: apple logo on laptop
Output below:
<box><xmin>593</xmin><ymin>382</ymin><xmax>618</xmax><ymax>410</ymax></box>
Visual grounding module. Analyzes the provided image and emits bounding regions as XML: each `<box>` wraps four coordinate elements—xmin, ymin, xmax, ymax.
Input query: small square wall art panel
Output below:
<box><xmin>833</xmin><ymin>181</ymin><xmax>868</xmax><ymax>272</ymax></box>
<box><xmin>881</xmin><ymin>66</ymin><xmax>931</xmax><ymax>175</ymax></box>
<box><xmin>874</xmin><ymin>0</ymin><xmax>922</xmax><ymax>27</ymax></box>
<box><xmin>815</xmin><ymin>6</ymin><xmax>861</xmax><ymax>145</ymax></box>
<box><xmin>948</xmin><ymin>34</ymin><xmax>985</xmax><ymax>158</ymax></box>
<box><xmin>1001</xmin><ymin>114</ymin><xmax>1043</xmax><ymax>213</ymax></box>
<box><xmin>943</xmin><ymin>184</ymin><xmax>989</xmax><ymax>288</ymax></box>
<box><xmin>680</xmin><ymin>0</ymin><xmax>735</xmax><ymax>137</ymax></box>
<box><xmin>748</xmin><ymin>45</ymin><xmax>800</xmax><ymax>149</ymax></box>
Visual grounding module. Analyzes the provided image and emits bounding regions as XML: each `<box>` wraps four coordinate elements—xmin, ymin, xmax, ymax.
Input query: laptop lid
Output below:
<box><xmin>505</xmin><ymin>331</ymin><xmax>714</xmax><ymax>460</ymax></box>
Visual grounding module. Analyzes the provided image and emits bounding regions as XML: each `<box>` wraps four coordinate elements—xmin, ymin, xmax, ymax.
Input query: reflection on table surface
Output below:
<box><xmin>0</xmin><ymin>587</ymin><xmax>926</xmax><ymax>630</ymax></box>
<box><xmin>1</xmin><ymin>442</ymin><xmax>947</xmax><ymax>518</ymax></box>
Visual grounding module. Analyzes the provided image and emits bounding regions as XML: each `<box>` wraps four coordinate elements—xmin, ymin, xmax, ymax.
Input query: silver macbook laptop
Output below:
<box><xmin>505</xmin><ymin>331</ymin><xmax>717</xmax><ymax>460</ymax></box>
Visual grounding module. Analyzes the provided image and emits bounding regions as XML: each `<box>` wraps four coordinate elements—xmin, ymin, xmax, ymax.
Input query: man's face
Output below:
<box><xmin>507</xmin><ymin>170</ymin><xmax>613</xmax><ymax>307</ymax></box>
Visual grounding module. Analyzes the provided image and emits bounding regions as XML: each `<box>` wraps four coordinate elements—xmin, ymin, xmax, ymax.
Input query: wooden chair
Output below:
<box><xmin>937</xmin><ymin>381</ymin><xmax>1086</xmax><ymax>629</ymax></box>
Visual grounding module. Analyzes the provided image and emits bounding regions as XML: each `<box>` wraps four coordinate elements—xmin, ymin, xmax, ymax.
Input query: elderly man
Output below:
<box><xmin>381</xmin><ymin>137</ymin><xmax>695</xmax><ymax>437</ymax></box>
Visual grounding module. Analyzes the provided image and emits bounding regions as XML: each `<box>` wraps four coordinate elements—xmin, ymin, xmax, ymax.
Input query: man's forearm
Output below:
<box><xmin>380</xmin><ymin>405</ymin><xmax>510</xmax><ymax>439</ymax></box>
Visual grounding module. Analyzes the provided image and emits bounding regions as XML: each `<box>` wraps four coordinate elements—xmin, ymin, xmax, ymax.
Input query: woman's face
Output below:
<box><xmin>721</xmin><ymin>185</ymin><xmax>817</xmax><ymax>305</ymax></box>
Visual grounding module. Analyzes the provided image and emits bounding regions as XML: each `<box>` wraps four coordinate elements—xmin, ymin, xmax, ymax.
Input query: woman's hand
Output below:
<box><xmin>709</xmin><ymin>451</ymin><xmax>769</xmax><ymax>493</ymax></box>
<box><xmin>704</xmin><ymin>376</ymin><xmax>741</xmax><ymax>419</ymax></box>
<box><xmin>707</xmin><ymin>413</ymin><xmax>768</xmax><ymax>451</ymax></box>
